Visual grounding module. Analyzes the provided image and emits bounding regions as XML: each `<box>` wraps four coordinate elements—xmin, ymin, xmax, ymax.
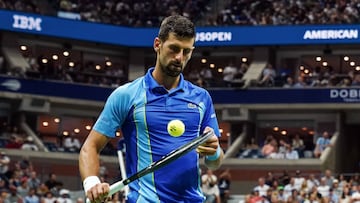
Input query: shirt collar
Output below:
<box><xmin>144</xmin><ymin>67</ymin><xmax>185</xmax><ymax>93</ymax></box>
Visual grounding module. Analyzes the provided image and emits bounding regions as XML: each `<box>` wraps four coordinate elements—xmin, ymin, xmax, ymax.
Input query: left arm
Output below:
<box><xmin>196</xmin><ymin>91</ymin><xmax>224</xmax><ymax>169</ymax></box>
<box><xmin>196</xmin><ymin>127</ymin><xmax>224</xmax><ymax>170</ymax></box>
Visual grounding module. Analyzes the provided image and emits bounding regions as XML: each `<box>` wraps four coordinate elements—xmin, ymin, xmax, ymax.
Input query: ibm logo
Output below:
<box><xmin>12</xmin><ymin>14</ymin><xmax>42</xmax><ymax>31</ymax></box>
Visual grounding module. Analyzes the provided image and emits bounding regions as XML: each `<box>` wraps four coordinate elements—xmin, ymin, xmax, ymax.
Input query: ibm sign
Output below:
<box><xmin>12</xmin><ymin>14</ymin><xmax>42</xmax><ymax>31</ymax></box>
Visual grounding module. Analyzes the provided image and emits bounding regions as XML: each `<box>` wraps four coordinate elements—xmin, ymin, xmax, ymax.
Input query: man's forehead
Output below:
<box><xmin>165</xmin><ymin>33</ymin><xmax>195</xmax><ymax>47</ymax></box>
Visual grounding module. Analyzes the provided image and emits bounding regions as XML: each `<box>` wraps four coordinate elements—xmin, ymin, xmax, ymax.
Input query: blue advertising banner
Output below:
<box><xmin>0</xmin><ymin>76</ymin><xmax>359</xmax><ymax>104</ymax></box>
<box><xmin>1</xmin><ymin>10</ymin><xmax>360</xmax><ymax>47</ymax></box>
<box><xmin>0</xmin><ymin>76</ymin><xmax>113</xmax><ymax>102</ymax></box>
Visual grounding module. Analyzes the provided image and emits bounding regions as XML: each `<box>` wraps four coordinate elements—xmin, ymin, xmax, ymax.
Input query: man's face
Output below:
<box><xmin>155</xmin><ymin>33</ymin><xmax>194</xmax><ymax>77</ymax></box>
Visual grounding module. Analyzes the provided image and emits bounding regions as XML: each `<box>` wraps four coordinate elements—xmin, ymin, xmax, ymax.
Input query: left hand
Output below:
<box><xmin>196</xmin><ymin>127</ymin><xmax>219</xmax><ymax>156</ymax></box>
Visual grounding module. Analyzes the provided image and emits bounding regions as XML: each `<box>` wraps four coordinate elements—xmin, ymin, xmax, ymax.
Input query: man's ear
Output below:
<box><xmin>153</xmin><ymin>37</ymin><xmax>160</xmax><ymax>52</ymax></box>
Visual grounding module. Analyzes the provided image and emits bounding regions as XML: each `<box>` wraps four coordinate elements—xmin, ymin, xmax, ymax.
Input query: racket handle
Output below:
<box><xmin>85</xmin><ymin>181</ymin><xmax>125</xmax><ymax>203</ymax></box>
<box><xmin>109</xmin><ymin>180</ymin><xmax>125</xmax><ymax>196</ymax></box>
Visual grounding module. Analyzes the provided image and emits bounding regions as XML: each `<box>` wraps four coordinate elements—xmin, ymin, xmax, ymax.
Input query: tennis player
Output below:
<box><xmin>79</xmin><ymin>15</ymin><xmax>224</xmax><ymax>203</ymax></box>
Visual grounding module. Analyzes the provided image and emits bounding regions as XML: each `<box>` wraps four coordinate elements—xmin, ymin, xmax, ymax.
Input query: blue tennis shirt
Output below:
<box><xmin>93</xmin><ymin>67</ymin><xmax>220</xmax><ymax>203</ymax></box>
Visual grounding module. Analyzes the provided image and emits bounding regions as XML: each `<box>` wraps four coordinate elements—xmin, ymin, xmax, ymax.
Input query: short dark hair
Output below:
<box><xmin>158</xmin><ymin>15</ymin><xmax>195</xmax><ymax>41</ymax></box>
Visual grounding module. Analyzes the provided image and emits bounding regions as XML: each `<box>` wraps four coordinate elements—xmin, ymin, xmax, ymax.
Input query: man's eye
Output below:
<box><xmin>170</xmin><ymin>46</ymin><xmax>180</xmax><ymax>53</ymax></box>
<box><xmin>183</xmin><ymin>49</ymin><xmax>191</xmax><ymax>55</ymax></box>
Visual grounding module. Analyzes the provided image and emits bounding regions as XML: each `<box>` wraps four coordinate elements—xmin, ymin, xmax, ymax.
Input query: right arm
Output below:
<box><xmin>79</xmin><ymin>130</ymin><xmax>111</xmax><ymax>202</ymax></box>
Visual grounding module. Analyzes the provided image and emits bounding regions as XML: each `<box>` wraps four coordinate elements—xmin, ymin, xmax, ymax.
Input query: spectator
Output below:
<box><xmin>21</xmin><ymin>136</ymin><xmax>39</xmax><ymax>151</ymax></box>
<box><xmin>99</xmin><ymin>159</ymin><xmax>108</xmax><ymax>180</ymax></box>
<box><xmin>217</xmin><ymin>169</ymin><xmax>231</xmax><ymax>203</ymax></box>
<box><xmin>261</xmin><ymin>134</ymin><xmax>274</xmax><ymax>147</ymax></box>
<box><xmin>201</xmin><ymin>169</ymin><xmax>220</xmax><ymax>203</ymax></box>
<box><xmin>328</xmin><ymin>188</ymin><xmax>340</xmax><ymax>203</ymax></box>
<box><xmin>317</xmin><ymin>177</ymin><xmax>330</xmax><ymax>199</ymax></box>
<box><xmin>253</xmin><ymin>177</ymin><xmax>270</xmax><ymax>197</ymax></box>
<box><xmin>222</xmin><ymin>62</ymin><xmax>238</xmax><ymax>87</ymax></box>
<box><xmin>276</xmin><ymin>186</ymin><xmax>286</xmax><ymax>202</ymax></box>
<box><xmin>340</xmin><ymin>186</ymin><xmax>352</xmax><ymax>203</ymax></box>
<box><xmin>0</xmin><ymin>151</ymin><xmax>10</xmax><ymax>179</ymax></box>
<box><xmin>314</xmin><ymin>131</ymin><xmax>332</xmax><ymax>158</ymax></box>
<box><xmin>293</xmin><ymin>170</ymin><xmax>305</xmax><ymax>190</ymax></box>
<box><xmin>283</xmin><ymin>178</ymin><xmax>298</xmax><ymax>200</ymax></box>
<box><xmin>8</xmin><ymin>169</ymin><xmax>22</xmax><ymax>191</ymax></box>
<box><xmin>7</xmin><ymin>187</ymin><xmax>23</xmax><ymax>203</ymax></box>
<box><xmin>200</xmin><ymin>66</ymin><xmax>214</xmax><ymax>87</ymax></box>
<box><xmin>5</xmin><ymin>135</ymin><xmax>23</xmax><ymax>149</ymax></box>
<box><xmin>293</xmin><ymin>76</ymin><xmax>308</xmax><ymax>88</ymax></box>
<box><xmin>351</xmin><ymin>185</ymin><xmax>360</xmax><ymax>203</ymax></box>
<box><xmin>258</xmin><ymin>63</ymin><xmax>276</xmax><ymax>87</ymax></box>
<box><xmin>63</xmin><ymin>136</ymin><xmax>81</xmax><ymax>153</ymax></box>
<box><xmin>27</xmin><ymin>171</ymin><xmax>41</xmax><ymax>190</ymax></box>
<box><xmin>306</xmin><ymin>173</ymin><xmax>320</xmax><ymax>193</ymax></box>
<box><xmin>41</xmin><ymin>191</ymin><xmax>57</xmax><ymax>203</ymax></box>
<box><xmin>24</xmin><ymin>188</ymin><xmax>40</xmax><ymax>203</ymax></box>
<box><xmin>262</xmin><ymin>188</ymin><xmax>273</xmax><ymax>203</ymax></box>
<box><xmin>238</xmin><ymin>137</ymin><xmax>260</xmax><ymax>158</ymax></box>
<box><xmin>351</xmin><ymin>74</ymin><xmax>360</xmax><ymax>86</ymax></box>
<box><xmin>187</xmin><ymin>69</ymin><xmax>201</xmax><ymax>84</ymax></box>
<box><xmin>57</xmin><ymin>189</ymin><xmax>73</xmax><ymax>203</ymax></box>
<box><xmin>282</xmin><ymin>76</ymin><xmax>294</xmax><ymax>88</ymax></box>
<box><xmin>278</xmin><ymin>170</ymin><xmax>291</xmax><ymax>186</ymax></box>
<box><xmin>17</xmin><ymin>177</ymin><xmax>30</xmax><ymax>199</ymax></box>
<box><xmin>264</xmin><ymin>171</ymin><xmax>275</xmax><ymax>188</ymax></box>
<box><xmin>337</xmin><ymin>174</ymin><xmax>348</xmax><ymax>190</ymax></box>
<box><xmin>350</xmin><ymin>173</ymin><xmax>360</xmax><ymax>186</ymax></box>
<box><xmin>37</xmin><ymin>183</ymin><xmax>50</xmax><ymax>198</ymax></box>
<box><xmin>44</xmin><ymin>173</ymin><xmax>60</xmax><ymax>191</ymax></box>
<box><xmin>323</xmin><ymin>169</ymin><xmax>335</xmax><ymax>187</ymax></box>
<box><xmin>261</xmin><ymin>138</ymin><xmax>278</xmax><ymax>158</ymax></box>
<box><xmin>18</xmin><ymin>157</ymin><xmax>32</xmax><ymax>176</ymax></box>
<box><xmin>284</xmin><ymin>144</ymin><xmax>299</xmax><ymax>160</ymax></box>
<box><xmin>291</xmin><ymin>134</ymin><xmax>305</xmax><ymax>158</ymax></box>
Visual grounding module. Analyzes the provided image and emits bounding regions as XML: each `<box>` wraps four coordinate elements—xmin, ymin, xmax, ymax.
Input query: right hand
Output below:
<box><xmin>86</xmin><ymin>182</ymin><xmax>110</xmax><ymax>203</ymax></box>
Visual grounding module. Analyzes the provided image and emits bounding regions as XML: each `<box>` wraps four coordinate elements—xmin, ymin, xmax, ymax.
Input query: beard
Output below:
<box><xmin>161</xmin><ymin>61</ymin><xmax>184</xmax><ymax>77</ymax></box>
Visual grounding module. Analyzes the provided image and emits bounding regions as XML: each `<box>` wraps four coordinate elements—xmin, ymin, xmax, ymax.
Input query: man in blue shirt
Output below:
<box><xmin>314</xmin><ymin>131</ymin><xmax>331</xmax><ymax>158</ymax></box>
<box><xmin>79</xmin><ymin>15</ymin><xmax>223</xmax><ymax>203</ymax></box>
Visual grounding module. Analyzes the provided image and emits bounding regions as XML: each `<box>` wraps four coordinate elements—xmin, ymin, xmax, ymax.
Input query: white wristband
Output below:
<box><xmin>83</xmin><ymin>176</ymin><xmax>101</xmax><ymax>193</ymax></box>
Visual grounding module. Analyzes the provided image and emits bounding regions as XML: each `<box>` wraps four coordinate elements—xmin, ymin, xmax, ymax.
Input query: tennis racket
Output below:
<box><xmin>86</xmin><ymin>130</ymin><xmax>214</xmax><ymax>203</ymax></box>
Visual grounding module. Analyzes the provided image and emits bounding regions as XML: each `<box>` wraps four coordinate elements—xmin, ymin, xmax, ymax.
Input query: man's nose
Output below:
<box><xmin>175</xmin><ymin>52</ymin><xmax>183</xmax><ymax>61</ymax></box>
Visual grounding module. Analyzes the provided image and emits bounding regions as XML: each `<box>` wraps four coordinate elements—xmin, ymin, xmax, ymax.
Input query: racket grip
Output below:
<box><xmin>109</xmin><ymin>180</ymin><xmax>125</xmax><ymax>196</ymax></box>
<box><xmin>85</xmin><ymin>181</ymin><xmax>125</xmax><ymax>203</ymax></box>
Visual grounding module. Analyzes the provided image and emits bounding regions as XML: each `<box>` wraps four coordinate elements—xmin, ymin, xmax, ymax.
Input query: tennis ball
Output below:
<box><xmin>167</xmin><ymin>119</ymin><xmax>185</xmax><ymax>137</ymax></box>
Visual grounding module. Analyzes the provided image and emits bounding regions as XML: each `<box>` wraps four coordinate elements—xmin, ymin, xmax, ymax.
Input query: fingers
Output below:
<box><xmin>87</xmin><ymin>183</ymin><xmax>110</xmax><ymax>203</ymax></box>
<box><xmin>196</xmin><ymin>127</ymin><xmax>219</xmax><ymax>156</ymax></box>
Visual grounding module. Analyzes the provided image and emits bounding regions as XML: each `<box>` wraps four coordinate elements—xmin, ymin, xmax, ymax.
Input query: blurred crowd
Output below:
<box><xmin>1</xmin><ymin>0</ymin><xmax>360</xmax><ymax>89</ymax></box>
<box><xmin>0</xmin><ymin>124</ymin><xmax>118</xmax><ymax>156</ymax></box>
<box><xmin>255</xmin><ymin>63</ymin><xmax>360</xmax><ymax>89</ymax></box>
<box><xmin>210</xmin><ymin>0</ymin><xmax>360</xmax><ymax>26</ymax></box>
<box><xmin>201</xmin><ymin>168</ymin><xmax>360</xmax><ymax>203</ymax></box>
<box><xmin>0</xmin><ymin>148</ymin><xmax>125</xmax><ymax>203</ymax></box>
<box><xmin>55</xmin><ymin>0</ymin><xmax>211</xmax><ymax>27</ymax></box>
<box><xmin>244</xmin><ymin>169</ymin><xmax>360</xmax><ymax>203</ymax></box>
<box><xmin>2</xmin><ymin>0</ymin><xmax>359</xmax><ymax>27</ymax></box>
<box><xmin>238</xmin><ymin>131</ymin><xmax>332</xmax><ymax>160</ymax></box>
<box><xmin>0</xmin><ymin>150</ymin><xmax>78</xmax><ymax>203</ymax></box>
<box><xmin>202</xmin><ymin>168</ymin><xmax>231</xmax><ymax>203</ymax></box>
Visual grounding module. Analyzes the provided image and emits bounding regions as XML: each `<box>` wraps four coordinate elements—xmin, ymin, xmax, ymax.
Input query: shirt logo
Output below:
<box><xmin>187</xmin><ymin>103</ymin><xmax>197</xmax><ymax>109</ymax></box>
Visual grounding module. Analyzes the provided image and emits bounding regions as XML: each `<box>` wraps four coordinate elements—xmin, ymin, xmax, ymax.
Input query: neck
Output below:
<box><xmin>152</xmin><ymin>67</ymin><xmax>180</xmax><ymax>90</ymax></box>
